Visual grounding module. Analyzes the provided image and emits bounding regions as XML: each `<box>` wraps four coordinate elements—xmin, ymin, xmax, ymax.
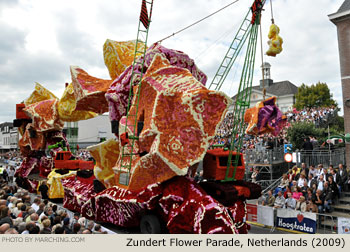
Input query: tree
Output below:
<box><xmin>294</xmin><ymin>82</ymin><xmax>337</xmax><ymax>110</ymax></box>
<box><xmin>287</xmin><ymin>121</ymin><xmax>344</xmax><ymax>150</ymax></box>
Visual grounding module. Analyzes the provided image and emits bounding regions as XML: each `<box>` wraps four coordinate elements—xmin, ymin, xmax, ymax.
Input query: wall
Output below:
<box><xmin>77</xmin><ymin>114</ymin><xmax>115</xmax><ymax>148</ymax></box>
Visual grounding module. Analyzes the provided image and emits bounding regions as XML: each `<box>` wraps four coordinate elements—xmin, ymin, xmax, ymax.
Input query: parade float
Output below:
<box><xmin>13</xmin><ymin>0</ymin><xmax>286</xmax><ymax>233</ymax></box>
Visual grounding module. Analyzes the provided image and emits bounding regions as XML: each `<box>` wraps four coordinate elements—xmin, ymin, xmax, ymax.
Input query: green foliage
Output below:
<box><xmin>287</xmin><ymin>121</ymin><xmax>344</xmax><ymax>150</ymax></box>
<box><xmin>287</xmin><ymin>122</ymin><xmax>321</xmax><ymax>149</ymax></box>
<box><xmin>329</xmin><ymin>115</ymin><xmax>344</xmax><ymax>133</ymax></box>
<box><xmin>294</xmin><ymin>82</ymin><xmax>337</xmax><ymax>110</ymax></box>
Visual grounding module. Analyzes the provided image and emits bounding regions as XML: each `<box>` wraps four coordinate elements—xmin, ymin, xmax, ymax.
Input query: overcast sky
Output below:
<box><xmin>0</xmin><ymin>0</ymin><xmax>345</xmax><ymax>123</ymax></box>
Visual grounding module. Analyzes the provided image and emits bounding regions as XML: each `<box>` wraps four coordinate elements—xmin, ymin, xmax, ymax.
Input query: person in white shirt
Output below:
<box><xmin>297</xmin><ymin>173</ymin><xmax>307</xmax><ymax>187</ymax></box>
<box><xmin>317</xmin><ymin>174</ymin><xmax>325</xmax><ymax>191</ymax></box>
<box><xmin>315</xmin><ymin>164</ymin><xmax>323</xmax><ymax>178</ymax></box>
<box><xmin>30</xmin><ymin>198</ymin><xmax>41</xmax><ymax>212</ymax></box>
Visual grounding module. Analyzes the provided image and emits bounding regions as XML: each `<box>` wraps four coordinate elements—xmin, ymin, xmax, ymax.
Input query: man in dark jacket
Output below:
<box><xmin>302</xmin><ymin>137</ymin><xmax>313</xmax><ymax>151</ymax></box>
<box><xmin>337</xmin><ymin>164</ymin><xmax>348</xmax><ymax>192</ymax></box>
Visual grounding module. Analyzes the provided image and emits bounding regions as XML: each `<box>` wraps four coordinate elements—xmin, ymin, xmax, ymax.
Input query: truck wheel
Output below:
<box><xmin>140</xmin><ymin>214</ymin><xmax>161</xmax><ymax>234</ymax></box>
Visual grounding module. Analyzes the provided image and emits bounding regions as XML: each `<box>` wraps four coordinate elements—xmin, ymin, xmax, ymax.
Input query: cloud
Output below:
<box><xmin>0</xmin><ymin>0</ymin><xmax>346</xmax><ymax>123</ymax></box>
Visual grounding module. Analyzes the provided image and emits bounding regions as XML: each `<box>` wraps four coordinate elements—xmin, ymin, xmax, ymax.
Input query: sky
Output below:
<box><xmin>0</xmin><ymin>0</ymin><xmax>345</xmax><ymax>123</ymax></box>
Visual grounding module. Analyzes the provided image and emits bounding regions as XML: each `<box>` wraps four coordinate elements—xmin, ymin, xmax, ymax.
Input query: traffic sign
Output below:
<box><xmin>284</xmin><ymin>153</ymin><xmax>293</xmax><ymax>163</ymax></box>
<box><xmin>284</xmin><ymin>144</ymin><xmax>292</xmax><ymax>154</ymax></box>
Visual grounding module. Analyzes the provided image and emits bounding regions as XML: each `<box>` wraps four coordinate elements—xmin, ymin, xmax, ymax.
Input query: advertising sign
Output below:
<box><xmin>276</xmin><ymin>209</ymin><xmax>316</xmax><ymax>234</ymax></box>
<box><xmin>338</xmin><ymin>217</ymin><xmax>350</xmax><ymax>234</ymax></box>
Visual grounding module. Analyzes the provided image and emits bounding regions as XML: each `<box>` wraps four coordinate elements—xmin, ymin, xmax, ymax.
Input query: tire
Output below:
<box><xmin>140</xmin><ymin>214</ymin><xmax>162</xmax><ymax>234</ymax></box>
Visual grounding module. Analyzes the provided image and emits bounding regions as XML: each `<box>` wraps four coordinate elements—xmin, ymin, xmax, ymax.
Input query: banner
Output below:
<box><xmin>257</xmin><ymin>205</ymin><xmax>274</xmax><ymax>226</ymax></box>
<box><xmin>338</xmin><ymin>217</ymin><xmax>350</xmax><ymax>234</ymax></box>
<box><xmin>276</xmin><ymin>209</ymin><xmax>316</xmax><ymax>234</ymax></box>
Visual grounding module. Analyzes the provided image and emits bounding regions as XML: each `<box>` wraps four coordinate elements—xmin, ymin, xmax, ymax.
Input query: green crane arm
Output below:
<box><xmin>209</xmin><ymin>0</ymin><xmax>265</xmax><ymax>181</ymax></box>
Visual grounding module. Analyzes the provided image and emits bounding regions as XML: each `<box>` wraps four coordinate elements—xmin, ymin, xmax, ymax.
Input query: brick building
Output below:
<box><xmin>329</xmin><ymin>0</ymin><xmax>350</xmax><ymax>166</ymax></box>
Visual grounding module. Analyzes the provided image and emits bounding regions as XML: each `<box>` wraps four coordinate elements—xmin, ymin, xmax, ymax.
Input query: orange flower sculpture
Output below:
<box><xmin>116</xmin><ymin>53</ymin><xmax>231</xmax><ymax>191</ymax></box>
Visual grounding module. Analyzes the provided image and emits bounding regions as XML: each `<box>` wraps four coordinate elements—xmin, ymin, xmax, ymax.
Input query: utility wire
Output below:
<box><xmin>155</xmin><ymin>0</ymin><xmax>240</xmax><ymax>44</ymax></box>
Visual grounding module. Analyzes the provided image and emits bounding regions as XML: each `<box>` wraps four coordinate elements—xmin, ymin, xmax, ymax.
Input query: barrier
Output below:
<box><xmin>294</xmin><ymin>148</ymin><xmax>346</xmax><ymax>167</ymax></box>
<box><xmin>248</xmin><ymin>205</ymin><xmax>348</xmax><ymax>234</ymax></box>
<box><xmin>257</xmin><ymin>205</ymin><xmax>274</xmax><ymax>226</ymax></box>
<box><xmin>276</xmin><ymin>208</ymin><xmax>316</xmax><ymax>234</ymax></box>
<box><xmin>246</xmin><ymin>204</ymin><xmax>257</xmax><ymax>222</ymax></box>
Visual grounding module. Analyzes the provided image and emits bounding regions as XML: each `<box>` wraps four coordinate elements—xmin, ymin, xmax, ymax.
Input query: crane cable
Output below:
<box><xmin>155</xmin><ymin>0</ymin><xmax>240</xmax><ymax>44</ymax></box>
<box><xmin>259</xmin><ymin>15</ymin><xmax>266</xmax><ymax>100</ymax></box>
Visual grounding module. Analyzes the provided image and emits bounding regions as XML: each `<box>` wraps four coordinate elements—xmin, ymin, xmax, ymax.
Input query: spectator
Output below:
<box><xmin>63</xmin><ymin>217</ymin><xmax>72</xmax><ymax>234</ymax></box>
<box><xmin>0</xmin><ymin>206</ymin><xmax>13</xmax><ymax>228</ymax></box>
<box><xmin>0</xmin><ymin>223</ymin><xmax>10</xmax><ymax>234</ymax></box>
<box><xmin>292</xmin><ymin>187</ymin><xmax>303</xmax><ymax>200</ymax></box>
<box><xmin>257</xmin><ymin>192</ymin><xmax>266</xmax><ymax>206</ymax></box>
<box><xmin>314</xmin><ymin>189</ymin><xmax>324</xmax><ymax>213</ymax></box>
<box><xmin>273</xmin><ymin>191</ymin><xmax>285</xmax><ymax>209</ymax></box>
<box><xmin>308</xmin><ymin>174</ymin><xmax>317</xmax><ymax>188</ymax></box>
<box><xmin>284</xmin><ymin>192</ymin><xmax>296</xmax><ymax>210</ymax></box>
<box><xmin>337</xmin><ymin>164</ymin><xmax>348</xmax><ymax>192</ymax></box>
<box><xmin>70</xmin><ymin>212</ymin><xmax>80</xmax><ymax>230</ymax></box>
<box><xmin>301</xmin><ymin>181</ymin><xmax>309</xmax><ymax>198</ymax></box>
<box><xmin>21</xmin><ymin>222</ymin><xmax>35</xmax><ymax>234</ymax></box>
<box><xmin>275</xmin><ymin>174</ymin><xmax>289</xmax><ymax>194</ymax></box>
<box><xmin>328</xmin><ymin>176</ymin><xmax>339</xmax><ymax>200</ymax></box>
<box><xmin>308</xmin><ymin>165</ymin><xmax>317</xmax><ymax>178</ymax></box>
<box><xmin>72</xmin><ymin>223</ymin><xmax>81</xmax><ymax>234</ymax></box>
<box><xmin>40</xmin><ymin>219</ymin><xmax>51</xmax><ymax>234</ymax></box>
<box><xmin>295</xmin><ymin>196</ymin><xmax>307</xmax><ymax>212</ymax></box>
<box><xmin>317</xmin><ymin>174</ymin><xmax>325</xmax><ymax>191</ymax></box>
<box><xmin>93</xmin><ymin>224</ymin><xmax>103</xmax><ymax>234</ymax></box>
<box><xmin>265</xmin><ymin>190</ymin><xmax>275</xmax><ymax>207</ymax></box>
<box><xmin>302</xmin><ymin>137</ymin><xmax>313</xmax><ymax>151</ymax></box>
<box><xmin>5</xmin><ymin>227</ymin><xmax>18</xmax><ymax>234</ymax></box>
<box><xmin>297</xmin><ymin>173</ymin><xmax>307</xmax><ymax>187</ymax></box>
<box><xmin>31</xmin><ymin>198</ymin><xmax>41</xmax><ymax>212</ymax></box>
<box><xmin>25</xmin><ymin>208</ymin><xmax>35</xmax><ymax>223</ymax></box>
<box><xmin>305</xmin><ymin>189</ymin><xmax>317</xmax><ymax>212</ymax></box>
<box><xmin>87</xmin><ymin>220</ymin><xmax>94</xmax><ymax>233</ymax></box>
<box><xmin>38</xmin><ymin>181</ymin><xmax>49</xmax><ymax>200</ymax></box>
<box><xmin>251</xmin><ymin>167</ymin><xmax>259</xmax><ymax>183</ymax></box>
<box><xmin>322</xmin><ymin>181</ymin><xmax>334</xmax><ymax>213</ymax></box>
<box><xmin>12</xmin><ymin>202</ymin><xmax>23</xmax><ymax>217</ymax></box>
<box><xmin>36</xmin><ymin>203</ymin><xmax>45</xmax><ymax>216</ymax></box>
<box><xmin>8</xmin><ymin>167</ymin><xmax>15</xmax><ymax>184</ymax></box>
<box><xmin>300</xmin><ymin>163</ymin><xmax>309</xmax><ymax>179</ymax></box>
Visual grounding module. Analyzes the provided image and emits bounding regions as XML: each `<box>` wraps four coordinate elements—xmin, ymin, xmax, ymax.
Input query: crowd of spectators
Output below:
<box><xmin>0</xmin><ymin>176</ymin><xmax>107</xmax><ymax>234</ymax></box>
<box><xmin>212</xmin><ymin>105</ymin><xmax>338</xmax><ymax>154</ymax></box>
<box><xmin>286</xmin><ymin>106</ymin><xmax>338</xmax><ymax>128</ymax></box>
<box><xmin>258</xmin><ymin>163</ymin><xmax>349</xmax><ymax>214</ymax></box>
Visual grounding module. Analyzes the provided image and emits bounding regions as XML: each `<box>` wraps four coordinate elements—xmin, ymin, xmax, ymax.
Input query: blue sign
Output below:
<box><xmin>284</xmin><ymin>144</ymin><xmax>292</xmax><ymax>154</ymax></box>
<box><xmin>276</xmin><ymin>209</ymin><xmax>316</xmax><ymax>234</ymax></box>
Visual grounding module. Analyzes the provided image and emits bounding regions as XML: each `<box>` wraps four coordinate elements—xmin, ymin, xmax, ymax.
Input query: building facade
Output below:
<box><xmin>231</xmin><ymin>62</ymin><xmax>298</xmax><ymax>113</ymax></box>
<box><xmin>64</xmin><ymin>114</ymin><xmax>115</xmax><ymax>150</ymax></box>
<box><xmin>0</xmin><ymin>122</ymin><xmax>18</xmax><ymax>153</ymax></box>
<box><xmin>329</xmin><ymin>0</ymin><xmax>350</xmax><ymax>166</ymax></box>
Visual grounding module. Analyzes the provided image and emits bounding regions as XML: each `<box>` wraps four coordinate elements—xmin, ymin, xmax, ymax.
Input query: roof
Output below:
<box><xmin>231</xmin><ymin>80</ymin><xmax>298</xmax><ymax>100</ymax></box>
<box><xmin>337</xmin><ymin>0</ymin><xmax>350</xmax><ymax>13</ymax></box>
<box><xmin>329</xmin><ymin>0</ymin><xmax>350</xmax><ymax>21</ymax></box>
<box><xmin>0</xmin><ymin>122</ymin><xmax>13</xmax><ymax>132</ymax></box>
